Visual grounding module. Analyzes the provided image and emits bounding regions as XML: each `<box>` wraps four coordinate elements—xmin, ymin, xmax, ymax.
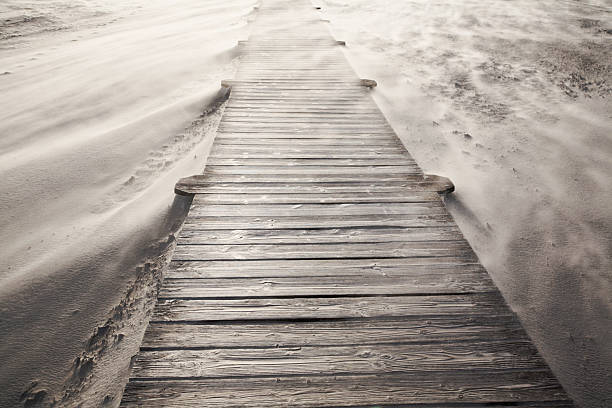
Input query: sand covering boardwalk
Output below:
<box><xmin>120</xmin><ymin>0</ymin><xmax>573</xmax><ymax>406</ymax></box>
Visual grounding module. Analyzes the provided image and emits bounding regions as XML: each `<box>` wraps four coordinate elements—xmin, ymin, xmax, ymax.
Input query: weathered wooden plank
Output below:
<box><xmin>228</xmin><ymin>86</ymin><xmax>368</xmax><ymax>92</ymax></box>
<box><xmin>238</xmin><ymin>56</ymin><xmax>346</xmax><ymax>59</ymax></box>
<box><xmin>222</xmin><ymin>106</ymin><xmax>379</xmax><ymax>110</ymax></box>
<box><xmin>216</xmin><ymin>137</ymin><xmax>399</xmax><ymax>144</ymax></box>
<box><xmin>219</xmin><ymin>122</ymin><xmax>390</xmax><ymax>130</ymax></box>
<box><xmin>219</xmin><ymin>122</ymin><xmax>389</xmax><ymax>127</ymax></box>
<box><xmin>232</xmin><ymin>78</ymin><xmax>363</xmax><ymax>82</ymax></box>
<box><xmin>237</xmin><ymin>62</ymin><xmax>351</xmax><ymax>65</ymax></box>
<box><xmin>216</xmin><ymin>131</ymin><xmax>395</xmax><ymax>138</ymax></box>
<box><xmin>234</xmin><ymin>65</ymin><xmax>353</xmax><ymax>68</ymax></box>
<box><xmin>236</xmin><ymin>67</ymin><xmax>351</xmax><ymax>70</ymax></box>
<box><xmin>180</xmin><ymin>214</ymin><xmax>458</xmax><ymax>230</ymax></box>
<box><xmin>226</xmin><ymin>82</ymin><xmax>368</xmax><ymax>86</ymax></box>
<box><xmin>229</xmin><ymin>89</ymin><xmax>371</xmax><ymax>94</ymax></box>
<box><xmin>177</xmin><ymin>226</ymin><xmax>463</xmax><ymax>244</ymax></box>
<box><xmin>191</xmin><ymin>192</ymin><xmax>434</xmax><ymax>204</ymax></box>
<box><xmin>209</xmin><ymin>146</ymin><xmax>410</xmax><ymax>153</ymax></box>
<box><xmin>209</xmin><ymin>151</ymin><xmax>409</xmax><ymax>159</ymax></box>
<box><xmin>226</xmin><ymin>95</ymin><xmax>370</xmax><ymax>100</ymax></box>
<box><xmin>233</xmin><ymin>71</ymin><xmax>358</xmax><ymax>74</ymax></box>
<box><xmin>171</xmin><ymin>240</ymin><xmax>473</xmax><ymax>262</ymax></box>
<box><xmin>197</xmin><ymin>175</ymin><xmax>424</xmax><ymax>183</ymax></box>
<box><xmin>165</xmin><ymin>257</ymin><xmax>484</xmax><ymax>279</ymax></box>
<box><xmin>221</xmin><ymin>111</ymin><xmax>383</xmax><ymax>117</ymax></box>
<box><xmin>187</xmin><ymin>203</ymin><xmax>446</xmax><ymax>216</ymax></box>
<box><xmin>224</xmin><ymin>105</ymin><xmax>380</xmax><ymax>112</ymax></box>
<box><xmin>151</xmin><ymin>293</ymin><xmax>509</xmax><ymax>322</ymax></box>
<box><xmin>204</xmin><ymin>165</ymin><xmax>421</xmax><ymax>175</ymax></box>
<box><xmin>229</xmin><ymin>82</ymin><xmax>362</xmax><ymax>86</ymax></box>
<box><xmin>159</xmin><ymin>271</ymin><xmax>492</xmax><ymax>298</ymax></box>
<box><xmin>141</xmin><ymin>315</ymin><xmax>526</xmax><ymax>349</ymax></box>
<box><xmin>226</xmin><ymin>96</ymin><xmax>373</xmax><ymax>102</ymax></box>
<box><xmin>221</xmin><ymin>79</ymin><xmax>361</xmax><ymax>83</ymax></box>
<box><xmin>238</xmin><ymin>53</ymin><xmax>345</xmax><ymax>56</ymax></box>
<box><xmin>176</xmin><ymin>182</ymin><xmax>433</xmax><ymax>194</ymax></box>
<box><xmin>208</xmin><ymin>150</ymin><xmax>408</xmax><ymax>157</ymax></box>
<box><xmin>227</xmin><ymin>81</ymin><xmax>365</xmax><ymax>85</ymax></box>
<box><xmin>238</xmin><ymin>56</ymin><xmax>346</xmax><ymax>58</ymax></box>
<box><xmin>221</xmin><ymin>117</ymin><xmax>387</xmax><ymax>123</ymax></box>
<box><xmin>210</xmin><ymin>144</ymin><xmax>403</xmax><ymax>152</ymax></box>
<box><xmin>236</xmin><ymin>66</ymin><xmax>350</xmax><ymax>69</ymax></box>
<box><xmin>228</xmin><ymin>89</ymin><xmax>369</xmax><ymax>94</ymax></box>
<box><xmin>227</xmin><ymin>93</ymin><xmax>368</xmax><ymax>98</ymax></box>
<box><xmin>121</xmin><ymin>372</ymin><xmax>572</xmax><ymax>407</ymax></box>
<box><xmin>221</xmin><ymin>118</ymin><xmax>389</xmax><ymax>125</ymax></box>
<box><xmin>205</xmin><ymin>159</ymin><xmax>417</xmax><ymax>166</ymax></box>
<box><xmin>233</xmin><ymin>71</ymin><xmax>355</xmax><ymax>74</ymax></box>
<box><xmin>227</xmin><ymin>96</ymin><xmax>372</xmax><ymax>101</ymax></box>
<box><xmin>216</xmin><ymin>128</ymin><xmax>396</xmax><ymax>135</ymax></box>
<box><xmin>232</xmin><ymin>67</ymin><xmax>357</xmax><ymax>69</ymax></box>
<box><xmin>206</xmin><ymin>157</ymin><xmax>413</xmax><ymax>165</ymax></box>
<box><xmin>218</xmin><ymin>125</ymin><xmax>394</xmax><ymax>132</ymax></box>
<box><xmin>130</xmin><ymin>340</ymin><xmax>546</xmax><ymax>380</ymax></box>
<box><xmin>222</xmin><ymin>105</ymin><xmax>380</xmax><ymax>111</ymax></box>
<box><xmin>222</xmin><ymin>106</ymin><xmax>372</xmax><ymax>111</ymax></box>
<box><xmin>223</xmin><ymin>111</ymin><xmax>382</xmax><ymax>117</ymax></box>
<box><xmin>229</xmin><ymin>82</ymin><xmax>364</xmax><ymax>86</ymax></box>
<box><xmin>212</xmin><ymin>140</ymin><xmax>401</xmax><ymax>147</ymax></box>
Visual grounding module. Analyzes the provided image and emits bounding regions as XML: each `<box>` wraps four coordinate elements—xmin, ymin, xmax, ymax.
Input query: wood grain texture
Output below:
<box><xmin>130</xmin><ymin>340</ymin><xmax>547</xmax><ymax>379</ymax></box>
<box><xmin>210</xmin><ymin>146</ymin><xmax>407</xmax><ymax>154</ymax></box>
<box><xmin>171</xmin><ymin>241</ymin><xmax>474</xmax><ymax>262</ymax></box>
<box><xmin>176</xmin><ymin>182</ymin><xmax>439</xmax><ymax>194</ymax></box>
<box><xmin>212</xmin><ymin>139</ymin><xmax>400</xmax><ymax>146</ymax></box>
<box><xmin>121</xmin><ymin>372</ymin><xmax>571</xmax><ymax>407</ymax></box>
<box><xmin>180</xmin><ymin>214</ymin><xmax>458</xmax><ymax>229</ymax></box>
<box><xmin>158</xmin><ymin>272</ymin><xmax>493</xmax><ymax>298</ymax></box>
<box><xmin>186</xmin><ymin>202</ymin><xmax>447</xmax><ymax>216</ymax></box>
<box><xmin>177</xmin><ymin>226</ymin><xmax>464</xmax><ymax>244</ymax></box>
<box><xmin>141</xmin><ymin>315</ymin><xmax>526</xmax><ymax>349</ymax></box>
<box><xmin>206</xmin><ymin>157</ymin><xmax>412</xmax><ymax>164</ymax></box>
<box><xmin>120</xmin><ymin>0</ymin><xmax>573</xmax><ymax>405</ymax></box>
<box><xmin>213</xmin><ymin>132</ymin><xmax>410</xmax><ymax>140</ymax></box>
<box><xmin>190</xmin><ymin>191</ymin><xmax>437</xmax><ymax>204</ymax></box>
<box><xmin>150</xmin><ymin>293</ymin><xmax>512</xmax><ymax>322</ymax></box>
<box><xmin>204</xmin><ymin>165</ymin><xmax>421</xmax><ymax>175</ymax></box>
<box><xmin>165</xmin><ymin>257</ymin><xmax>484</xmax><ymax>278</ymax></box>
<box><xmin>196</xmin><ymin>175</ymin><xmax>427</xmax><ymax>184</ymax></box>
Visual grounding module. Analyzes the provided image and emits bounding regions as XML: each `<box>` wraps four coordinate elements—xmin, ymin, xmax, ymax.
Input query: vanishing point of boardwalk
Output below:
<box><xmin>120</xmin><ymin>0</ymin><xmax>573</xmax><ymax>406</ymax></box>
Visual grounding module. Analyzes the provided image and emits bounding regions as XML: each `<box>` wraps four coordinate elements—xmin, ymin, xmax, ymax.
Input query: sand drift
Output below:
<box><xmin>0</xmin><ymin>0</ymin><xmax>255</xmax><ymax>405</ymax></box>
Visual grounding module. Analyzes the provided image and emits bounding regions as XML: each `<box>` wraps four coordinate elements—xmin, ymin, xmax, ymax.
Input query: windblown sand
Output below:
<box><xmin>321</xmin><ymin>0</ymin><xmax>612</xmax><ymax>406</ymax></box>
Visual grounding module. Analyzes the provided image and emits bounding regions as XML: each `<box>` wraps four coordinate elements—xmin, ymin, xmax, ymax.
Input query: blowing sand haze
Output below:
<box><xmin>0</xmin><ymin>0</ymin><xmax>610</xmax><ymax>407</ymax></box>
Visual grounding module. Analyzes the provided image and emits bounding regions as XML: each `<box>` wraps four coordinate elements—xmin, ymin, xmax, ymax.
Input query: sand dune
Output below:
<box><xmin>0</xmin><ymin>0</ymin><xmax>255</xmax><ymax>406</ymax></box>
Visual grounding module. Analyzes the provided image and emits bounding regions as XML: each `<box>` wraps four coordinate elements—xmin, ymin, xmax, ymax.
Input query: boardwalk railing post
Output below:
<box><xmin>360</xmin><ymin>79</ymin><xmax>378</xmax><ymax>88</ymax></box>
<box><xmin>423</xmin><ymin>174</ymin><xmax>455</xmax><ymax>195</ymax></box>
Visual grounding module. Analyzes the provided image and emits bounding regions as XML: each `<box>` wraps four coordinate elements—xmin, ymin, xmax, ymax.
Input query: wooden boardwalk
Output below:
<box><xmin>120</xmin><ymin>0</ymin><xmax>574</xmax><ymax>406</ymax></box>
